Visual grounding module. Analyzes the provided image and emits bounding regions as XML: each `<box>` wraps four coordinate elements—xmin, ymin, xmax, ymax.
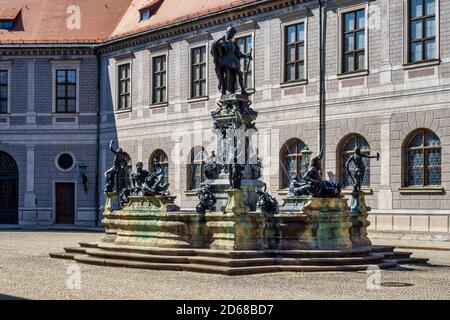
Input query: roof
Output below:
<box><xmin>0</xmin><ymin>0</ymin><xmax>260</xmax><ymax>45</ymax></box>
<box><xmin>0</xmin><ymin>0</ymin><xmax>134</xmax><ymax>44</ymax></box>
<box><xmin>0</xmin><ymin>7</ymin><xmax>21</xmax><ymax>20</ymax></box>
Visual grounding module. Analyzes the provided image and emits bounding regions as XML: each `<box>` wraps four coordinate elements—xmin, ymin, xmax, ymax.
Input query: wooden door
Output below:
<box><xmin>55</xmin><ymin>182</ymin><xmax>75</xmax><ymax>225</ymax></box>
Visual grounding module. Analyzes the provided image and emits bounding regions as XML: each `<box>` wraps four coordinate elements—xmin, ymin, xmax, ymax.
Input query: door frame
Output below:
<box><xmin>53</xmin><ymin>180</ymin><xmax>77</xmax><ymax>225</ymax></box>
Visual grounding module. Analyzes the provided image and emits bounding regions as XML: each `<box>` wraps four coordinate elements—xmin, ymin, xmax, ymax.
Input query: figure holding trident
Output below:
<box><xmin>345</xmin><ymin>146</ymin><xmax>380</xmax><ymax>193</ymax></box>
<box><xmin>211</xmin><ymin>26</ymin><xmax>253</xmax><ymax>96</ymax></box>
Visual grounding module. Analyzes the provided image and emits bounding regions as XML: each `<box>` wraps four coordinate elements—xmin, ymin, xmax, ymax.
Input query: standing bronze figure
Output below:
<box><xmin>104</xmin><ymin>140</ymin><xmax>128</xmax><ymax>193</ymax></box>
<box><xmin>345</xmin><ymin>146</ymin><xmax>380</xmax><ymax>192</ymax></box>
<box><xmin>211</xmin><ymin>26</ymin><xmax>252</xmax><ymax>95</ymax></box>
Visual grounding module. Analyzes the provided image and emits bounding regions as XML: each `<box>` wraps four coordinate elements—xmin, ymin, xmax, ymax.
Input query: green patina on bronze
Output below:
<box><xmin>101</xmin><ymin>190</ymin><xmax>371</xmax><ymax>251</ymax></box>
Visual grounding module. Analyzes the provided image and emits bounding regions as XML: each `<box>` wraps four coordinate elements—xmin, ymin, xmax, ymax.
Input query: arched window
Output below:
<box><xmin>189</xmin><ymin>147</ymin><xmax>206</xmax><ymax>190</ymax></box>
<box><xmin>280</xmin><ymin>138</ymin><xmax>306</xmax><ymax>188</ymax></box>
<box><xmin>405</xmin><ymin>129</ymin><xmax>441</xmax><ymax>186</ymax></box>
<box><xmin>149</xmin><ymin>150</ymin><xmax>169</xmax><ymax>185</ymax></box>
<box><xmin>340</xmin><ymin>134</ymin><xmax>371</xmax><ymax>188</ymax></box>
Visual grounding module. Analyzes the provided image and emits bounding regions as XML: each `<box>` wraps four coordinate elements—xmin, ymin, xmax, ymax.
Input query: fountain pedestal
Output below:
<box><xmin>349</xmin><ymin>191</ymin><xmax>372</xmax><ymax>247</ymax></box>
<box><xmin>206</xmin><ymin>189</ymin><xmax>269</xmax><ymax>250</ymax></box>
<box><xmin>111</xmin><ymin>196</ymin><xmax>206</xmax><ymax>248</ymax></box>
<box><xmin>102</xmin><ymin>192</ymin><xmax>121</xmax><ymax>243</ymax></box>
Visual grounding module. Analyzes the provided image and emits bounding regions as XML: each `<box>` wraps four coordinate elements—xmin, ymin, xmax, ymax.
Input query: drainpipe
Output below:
<box><xmin>95</xmin><ymin>51</ymin><xmax>101</xmax><ymax>227</ymax></box>
<box><xmin>318</xmin><ymin>0</ymin><xmax>326</xmax><ymax>172</ymax></box>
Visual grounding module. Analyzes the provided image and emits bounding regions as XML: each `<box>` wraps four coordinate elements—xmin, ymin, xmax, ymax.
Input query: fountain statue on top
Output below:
<box><xmin>206</xmin><ymin>25</ymin><xmax>265</xmax><ymax>211</ymax></box>
<box><xmin>211</xmin><ymin>26</ymin><xmax>252</xmax><ymax>96</ymax></box>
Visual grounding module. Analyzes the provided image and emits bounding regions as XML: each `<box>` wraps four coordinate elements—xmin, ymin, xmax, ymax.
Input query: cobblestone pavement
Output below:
<box><xmin>0</xmin><ymin>231</ymin><xmax>449</xmax><ymax>300</ymax></box>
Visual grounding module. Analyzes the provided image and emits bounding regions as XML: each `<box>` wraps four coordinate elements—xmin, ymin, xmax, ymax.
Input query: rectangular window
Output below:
<box><xmin>409</xmin><ymin>0</ymin><xmax>436</xmax><ymax>63</ymax></box>
<box><xmin>0</xmin><ymin>70</ymin><xmax>7</xmax><ymax>114</ymax></box>
<box><xmin>236</xmin><ymin>35</ymin><xmax>253</xmax><ymax>91</ymax></box>
<box><xmin>55</xmin><ymin>69</ymin><xmax>77</xmax><ymax>113</ymax></box>
<box><xmin>342</xmin><ymin>9</ymin><xmax>366</xmax><ymax>73</ymax></box>
<box><xmin>118</xmin><ymin>63</ymin><xmax>131</xmax><ymax>110</ymax></box>
<box><xmin>152</xmin><ymin>55</ymin><xmax>167</xmax><ymax>104</ymax></box>
<box><xmin>191</xmin><ymin>46</ymin><xmax>207</xmax><ymax>98</ymax></box>
<box><xmin>284</xmin><ymin>23</ymin><xmax>305</xmax><ymax>82</ymax></box>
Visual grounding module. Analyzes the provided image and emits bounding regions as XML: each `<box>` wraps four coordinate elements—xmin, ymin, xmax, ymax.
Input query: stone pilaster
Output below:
<box><xmin>26</xmin><ymin>59</ymin><xmax>37</xmax><ymax>125</ymax></box>
<box><xmin>24</xmin><ymin>144</ymin><xmax>37</xmax><ymax>208</ymax></box>
<box><xmin>378</xmin><ymin>0</ymin><xmax>393</xmax><ymax>84</ymax></box>
<box><xmin>378</xmin><ymin>115</ymin><xmax>393</xmax><ymax>210</ymax></box>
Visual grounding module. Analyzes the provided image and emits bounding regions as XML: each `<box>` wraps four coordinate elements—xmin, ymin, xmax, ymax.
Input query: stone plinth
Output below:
<box><xmin>350</xmin><ymin>192</ymin><xmax>372</xmax><ymax>247</ymax></box>
<box><xmin>112</xmin><ymin>196</ymin><xmax>206</xmax><ymax>248</ymax></box>
<box><xmin>102</xmin><ymin>192</ymin><xmax>121</xmax><ymax>243</ymax></box>
<box><xmin>276</xmin><ymin>197</ymin><xmax>353</xmax><ymax>250</ymax></box>
<box><xmin>301</xmin><ymin>197</ymin><xmax>353</xmax><ymax>250</ymax></box>
<box><xmin>206</xmin><ymin>189</ymin><xmax>268</xmax><ymax>250</ymax></box>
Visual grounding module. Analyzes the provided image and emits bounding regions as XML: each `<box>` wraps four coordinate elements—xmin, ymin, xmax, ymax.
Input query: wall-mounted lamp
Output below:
<box><xmin>78</xmin><ymin>161</ymin><xmax>88</xmax><ymax>194</ymax></box>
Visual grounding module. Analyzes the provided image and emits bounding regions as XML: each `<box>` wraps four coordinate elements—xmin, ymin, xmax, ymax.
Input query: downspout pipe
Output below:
<box><xmin>318</xmin><ymin>0</ymin><xmax>326</xmax><ymax>171</ymax></box>
<box><xmin>94</xmin><ymin>51</ymin><xmax>101</xmax><ymax>227</ymax></box>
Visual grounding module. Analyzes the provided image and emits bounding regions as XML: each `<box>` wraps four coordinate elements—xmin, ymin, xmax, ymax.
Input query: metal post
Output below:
<box><xmin>318</xmin><ymin>0</ymin><xmax>326</xmax><ymax>172</ymax></box>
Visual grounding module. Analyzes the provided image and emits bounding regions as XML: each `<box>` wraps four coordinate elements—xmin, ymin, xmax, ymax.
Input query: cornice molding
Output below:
<box><xmin>277</xmin><ymin>7</ymin><xmax>313</xmax><ymax>22</ymax></box>
<box><xmin>147</xmin><ymin>42</ymin><xmax>172</xmax><ymax>53</ymax></box>
<box><xmin>185</xmin><ymin>32</ymin><xmax>212</xmax><ymax>45</ymax></box>
<box><xmin>113</xmin><ymin>52</ymin><xmax>136</xmax><ymax>61</ymax></box>
<box><xmin>234</xmin><ymin>19</ymin><xmax>259</xmax><ymax>33</ymax></box>
<box><xmin>49</xmin><ymin>59</ymin><xmax>83</xmax><ymax>65</ymax></box>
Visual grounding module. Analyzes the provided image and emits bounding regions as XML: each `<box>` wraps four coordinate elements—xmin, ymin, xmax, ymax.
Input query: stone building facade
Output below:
<box><xmin>1</xmin><ymin>0</ymin><xmax>450</xmax><ymax>241</ymax></box>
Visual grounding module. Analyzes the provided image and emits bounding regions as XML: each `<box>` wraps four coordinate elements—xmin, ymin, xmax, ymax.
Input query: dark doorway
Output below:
<box><xmin>55</xmin><ymin>182</ymin><xmax>75</xmax><ymax>225</ymax></box>
<box><xmin>0</xmin><ymin>151</ymin><xmax>19</xmax><ymax>225</ymax></box>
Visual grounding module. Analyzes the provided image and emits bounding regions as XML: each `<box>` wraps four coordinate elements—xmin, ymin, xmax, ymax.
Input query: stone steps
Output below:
<box><xmin>79</xmin><ymin>242</ymin><xmax>99</xmax><ymax>249</ymax></box>
<box><xmin>385</xmin><ymin>257</ymin><xmax>429</xmax><ymax>265</ymax></box>
<box><xmin>64</xmin><ymin>247</ymin><xmax>87</xmax><ymax>254</ymax></box>
<box><xmin>83</xmin><ymin>248</ymin><xmax>384</xmax><ymax>267</ymax></box>
<box><xmin>72</xmin><ymin>254</ymin><xmax>397</xmax><ymax>275</ymax></box>
<box><xmin>381</xmin><ymin>251</ymin><xmax>413</xmax><ymax>259</ymax></box>
<box><xmin>49</xmin><ymin>252</ymin><xmax>77</xmax><ymax>260</ymax></box>
<box><xmin>49</xmin><ymin>242</ymin><xmax>429</xmax><ymax>275</ymax></box>
<box><xmin>95</xmin><ymin>242</ymin><xmax>373</xmax><ymax>259</ymax></box>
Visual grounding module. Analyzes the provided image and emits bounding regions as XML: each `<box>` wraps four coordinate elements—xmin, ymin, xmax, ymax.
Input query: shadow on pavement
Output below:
<box><xmin>0</xmin><ymin>294</ymin><xmax>28</xmax><ymax>300</ymax></box>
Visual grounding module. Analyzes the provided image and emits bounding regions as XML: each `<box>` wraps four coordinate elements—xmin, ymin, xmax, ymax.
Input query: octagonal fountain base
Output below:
<box><xmin>50</xmin><ymin>192</ymin><xmax>428</xmax><ymax>275</ymax></box>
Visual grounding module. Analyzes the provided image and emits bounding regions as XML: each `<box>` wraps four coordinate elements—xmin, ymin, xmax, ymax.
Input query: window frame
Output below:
<box><xmin>55</xmin><ymin>152</ymin><xmax>76</xmax><ymax>172</ymax></box>
<box><xmin>339</xmin><ymin>133</ymin><xmax>372</xmax><ymax>188</ymax></box>
<box><xmin>404</xmin><ymin>0</ymin><xmax>440</xmax><ymax>65</ymax></box>
<box><xmin>337</xmin><ymin>3</ymin><xmax>369</xmax><ymax>75</ymax></box>
<box><xmin>51</xmin><ymin>61</ymin><xmax>80</xmax><ymax>114</ymax></box>
<box><xmin>188</xmin><ymin>147</ymin><xmax>206</xmax><ymax>190</ymax></box>
<box><xmin>189</xmin><ymin>44</ymin><xmax>208</xmax><ymax>100</ymax></box>
<box><xmin>0</xmin><ymin>66</ymin><xmax>11</xmax><ymax>114</ymax></box>
<box><xmin>149</xmin><ymin>149</ymin><xmax>169</xmax><ymax>185</ymax></box>
<box><xmin>281</xmin><ymin>18</ymin><xmax>308</xmax><ymax>85</ymax></box>
<box><xmin>280</xmin><ymin>138</ymin><xmax>306</xmax><ymax>189</ymax></box>
<box><xmin>404</xmin><ymin>129</ymin><xmax>442</xmax><ymax>187</ymax></box>
<box><xmin>235</xmin><ymin>31</ymin><xmax>255</xmax><ymax>93</ymax></box>
<box><xmin>150</xmin><ymin>53</ymin><xmax>168</xmax><ymax>106</ymax></box>
<box><xmin>116</xmin><ymin>61</ymin><xmax>132</xmax><ymax>111</ymax></box>
<box><xmin>54</xmin><ymin>69</ymin><xmax>78</xmax><ymax>114</ymax></box>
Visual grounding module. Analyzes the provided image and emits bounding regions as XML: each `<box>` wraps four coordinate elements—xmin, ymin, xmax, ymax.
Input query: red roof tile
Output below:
<box><xmin>0</xmin><ymin>7</ymin><xmax>21</xmax><ymax>20</ymax></box>
<box><xmin>0</xmin><ymin>0</ymin><xmax>259</xmax><ymax>45</ymax></box>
